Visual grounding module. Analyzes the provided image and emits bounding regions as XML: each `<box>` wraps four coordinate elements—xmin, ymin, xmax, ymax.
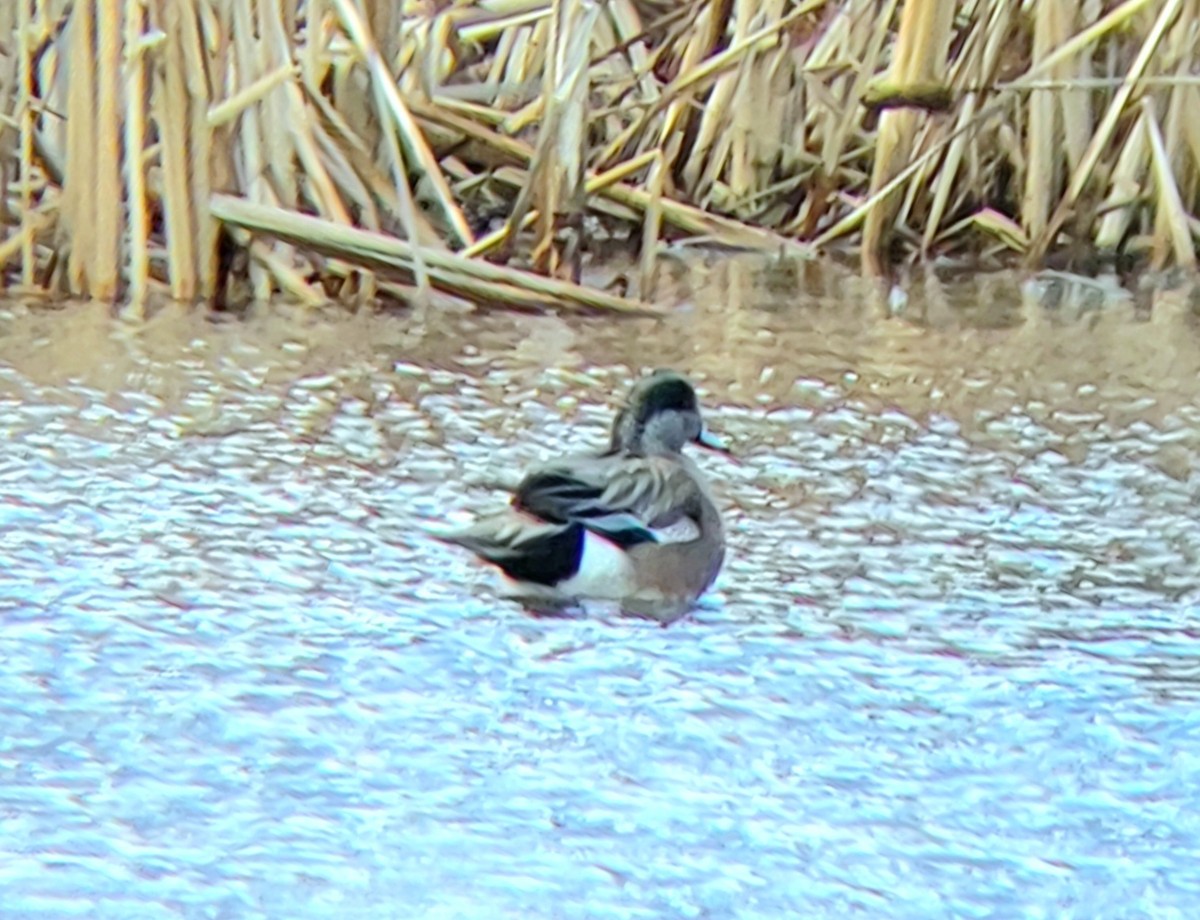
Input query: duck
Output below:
<box><xmin>438</xmin><ymin>369</ymin><xmax>729</xmax><ymax>617</ymax></box>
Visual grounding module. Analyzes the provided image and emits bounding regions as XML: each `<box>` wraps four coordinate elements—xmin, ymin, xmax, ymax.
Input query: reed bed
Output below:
<box><xmin>1</xmin><ymin>0</ymin><xmax>1199</xmax><ymax>310</ymax></box>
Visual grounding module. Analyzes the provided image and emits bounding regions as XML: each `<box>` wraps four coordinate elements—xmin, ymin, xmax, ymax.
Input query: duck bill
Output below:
<box><xmin>695</xmin><ymin>428</ymin><xmax>731</xmax><ymax>454</ymax></box>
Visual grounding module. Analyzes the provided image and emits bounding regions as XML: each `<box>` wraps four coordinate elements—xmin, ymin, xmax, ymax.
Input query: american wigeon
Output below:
<box><xmin>439</xmin><ymin>369</ymin><xmax>729</xmax><ymax>617</ymax></box>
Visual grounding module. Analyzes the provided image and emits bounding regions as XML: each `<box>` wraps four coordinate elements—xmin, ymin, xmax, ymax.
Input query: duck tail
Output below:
<box><xmin>435</xmin><ymin>511</ymin><xmax>585</xmax><ymax>586</ymax></box>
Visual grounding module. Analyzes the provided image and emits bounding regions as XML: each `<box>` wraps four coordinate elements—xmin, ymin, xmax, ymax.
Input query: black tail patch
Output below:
<box><xmin>470</xmin><ymin>522</ymin><xmax>586</xmax><ymax>587</ymax></box>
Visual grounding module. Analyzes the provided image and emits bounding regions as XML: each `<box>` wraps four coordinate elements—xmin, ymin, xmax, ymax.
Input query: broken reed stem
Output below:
<box><xmin>640</xmin><ymin>150</ymin><xmax>665</xmax><ymax>303</ymax></box>
<box><xmin>1143</xmin><ymin>97</ymin><xmax>1196</xmax><ymax>271</ymax></box>
<box><xmin>5</xmin><ymin>0</ymin><xmax>1200</xmax><ymax>307</ymax></box>
<box><xmin>210</xmin><ymin>193</ymin><xmax>658</xmax><ymax>315</ymax></box>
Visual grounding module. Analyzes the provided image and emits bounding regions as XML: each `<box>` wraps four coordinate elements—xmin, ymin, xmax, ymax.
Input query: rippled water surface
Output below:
<box><xmin>4</xmin><ymin>261</ymin><xmax>1200</xmax><ymax>918</ymax></box>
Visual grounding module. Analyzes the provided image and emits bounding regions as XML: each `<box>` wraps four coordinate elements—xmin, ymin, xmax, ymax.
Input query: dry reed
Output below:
<box><xmin>1</xmin><ymin>0</ymin><xmax>1199</xmax><ymax>308</ymax></box>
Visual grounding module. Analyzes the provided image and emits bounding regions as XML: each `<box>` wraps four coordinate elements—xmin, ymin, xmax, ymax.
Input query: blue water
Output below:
<box><xmin>3</xmin><ymin>266</ymin><xmax>1200</xmax><ymax>918</ymax></box>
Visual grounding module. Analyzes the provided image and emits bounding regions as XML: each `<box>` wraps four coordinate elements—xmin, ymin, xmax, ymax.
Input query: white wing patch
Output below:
<box><xmin>647</xmin><ymin>516</ymin><xmax>701</xmax><ymax>544</ymax></box>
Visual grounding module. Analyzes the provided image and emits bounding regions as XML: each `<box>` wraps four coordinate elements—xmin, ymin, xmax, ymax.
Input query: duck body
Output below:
<box><xmin>440</xmin><ymin>371</ymin><xmax>727</xmax><ymax>614</ymax></box>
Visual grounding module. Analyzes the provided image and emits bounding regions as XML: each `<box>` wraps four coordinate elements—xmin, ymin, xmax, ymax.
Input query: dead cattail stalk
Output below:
<box><xmin>122</xmin><ymin>0</ymin><xmax>150</xmax><ymax>308</ymax></box>
<box><xmin>16</xmin><ymin>0</ymin><xmax>36</xmax><ymax>288</ymax></box>
<box><xmin>93</xmin><ymin>0</ymin><xmax>123</xmax><ymax>300</ymax></box>
<box><xmin>1027</xmin><ymin>0</ymin><xmax>1185</xmax><ymax>264</ymax></box>
<box><xmin>63</xmin><ymin>0</ymin><xmax>99</xmax><ymax>294</ymax></box>
<box><xmin>155</xmin><ymin>0</ymin><xmax>199</xmax><ymax>299</ymax></box>
<box><xmin>528</xmin><ymin>0</ymin><xmax>594</xmax><ymax>279</ymax></box>
<box><xmin>862</xmin><ymin>0</ymin><xmax>956</xmax><ymax>274</ymax></box>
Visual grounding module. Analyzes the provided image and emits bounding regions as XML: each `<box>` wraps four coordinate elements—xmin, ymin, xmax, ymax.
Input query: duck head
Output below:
<box><xmin>610</xmin><ymin>370</ymin><xmax>728</xmax><ymax>456</ymax></box>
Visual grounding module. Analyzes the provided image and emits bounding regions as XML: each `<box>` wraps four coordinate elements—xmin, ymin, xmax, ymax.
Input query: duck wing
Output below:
<box><xmin>514</xmin><ymin>455</ymin><xmax>702</xmax><ymax>546</ymax></box>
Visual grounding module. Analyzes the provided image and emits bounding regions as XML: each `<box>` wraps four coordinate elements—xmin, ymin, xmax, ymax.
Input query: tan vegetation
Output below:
<box><xmin>1</xmin><ymin>0</ymin><xmax>1199</xmax><ymax>310</ymax></box>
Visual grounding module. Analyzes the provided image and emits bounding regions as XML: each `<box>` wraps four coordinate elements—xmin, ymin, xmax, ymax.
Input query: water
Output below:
<box><xmin>3</xmin><ymin>261</ymin><xmax>1200</xmax><ymax>917</ymax></box>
